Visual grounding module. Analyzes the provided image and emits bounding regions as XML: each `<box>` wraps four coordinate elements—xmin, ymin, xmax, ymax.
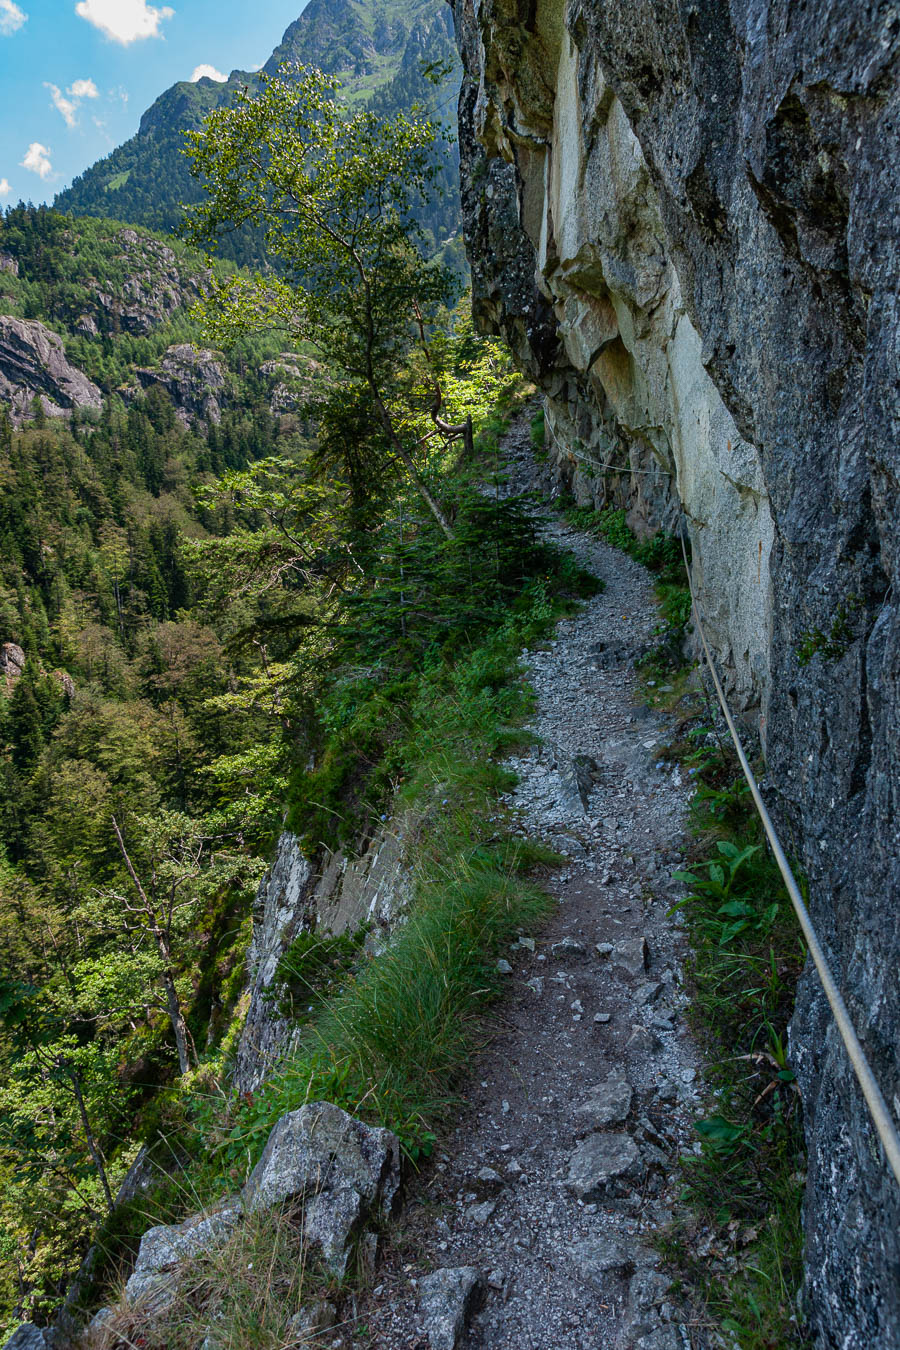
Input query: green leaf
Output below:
<box><xmin>717</xmin><ymin>899</ymin><xmax>753</xmax><ymax>918</ymax></box>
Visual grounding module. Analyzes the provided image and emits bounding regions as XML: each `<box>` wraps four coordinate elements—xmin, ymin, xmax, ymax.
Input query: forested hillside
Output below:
<box><xmin>0</xmin><ymin>204</ymin><xmax>317</xmax><ymax>1327</ymax></box>
<box><xmin>0</xmin><ymin>93</ymin><xmax>558</xmax><ymax>1332</ymax></box>
<box><xmin>54</xmin><ymin>0</ymin><xmax>462</xmax><ymax>267</ymax></box>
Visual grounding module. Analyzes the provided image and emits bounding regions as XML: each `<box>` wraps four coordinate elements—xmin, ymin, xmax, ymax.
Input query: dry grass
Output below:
<box><xmin>89</xmin><ymin>1204</ymin><xmax>344</xmax><ymax>1350</ymax></box>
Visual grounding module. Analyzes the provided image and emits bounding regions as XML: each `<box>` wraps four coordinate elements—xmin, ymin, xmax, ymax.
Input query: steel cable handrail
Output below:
<box><xmin>680</xmin><ymin>535</ymin><xmax>900</xmax><ymax>1186</ymax></box>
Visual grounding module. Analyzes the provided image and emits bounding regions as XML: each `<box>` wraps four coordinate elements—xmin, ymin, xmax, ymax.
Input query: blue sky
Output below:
<box><xmin>0</xmin><ymin>0</ymin><xmax>307</xmax><ymax>206</ymax></box>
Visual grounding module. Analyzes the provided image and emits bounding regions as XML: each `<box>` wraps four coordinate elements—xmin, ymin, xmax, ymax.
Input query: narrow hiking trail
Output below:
<box><xmin>359</xmin><ymin>416</ymin><xmax>707</xmax><ymax>1350</ymax></box>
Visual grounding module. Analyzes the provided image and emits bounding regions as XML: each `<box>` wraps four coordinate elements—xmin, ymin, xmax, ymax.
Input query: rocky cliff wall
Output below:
<box><xmin>233</xmin><ymin>824</ymin><xmax>412</xmax><ymax>1093</ymax></box>
<box><xmin>451</xmin><ymin>1</ymin><xmax>900</xmax><ymax>1343</ymax></box>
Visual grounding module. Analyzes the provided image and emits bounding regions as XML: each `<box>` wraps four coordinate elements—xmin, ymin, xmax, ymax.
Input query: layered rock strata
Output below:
<box><xmin>451</xmin><ymin>0</ymin><xmax>900</xmax><ymax>1343</ymax></box>
<box><xmin>0</xmin><ymin>317</ymin><xmax>102</xmax><ymax>423</ymax></box>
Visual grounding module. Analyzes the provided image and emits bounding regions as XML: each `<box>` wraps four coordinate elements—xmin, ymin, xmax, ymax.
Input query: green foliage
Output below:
<box><xmin>0</xmin><ymin>214</ymin><xmax>307</xmax><ymax>1323</ymax></box>
<box><xmin>0</xmin><ymin>207</ymin><xmax>248</xmax><ymax>391</ymax></box>
<box><xmin>55</xmin><ymin>1</ymin><xmax>463</xmax><ymax>269</ymax></box>
<box><xmin>183</xmin><ymin>64</ymin><xmax>465</xmax><ymax>536</ymax></box>
<box><xmin>658</xmin><ymin>735</ymin><xmax>809</xmax><ymax>1348</ymax></box>
<box><xmin>266</xmin><ymin>929</ymin><xmax>369</xmax><ymax>1022</ymax></box>
<box><xmin>196</xmin><ymin>577</ymin><xmax>568</xmax><ymax>1172</ymax></box>
<box><xmin>796</xmin><ymin>595</ymin><xmax>861</xmax><ymax>666</ymax></box>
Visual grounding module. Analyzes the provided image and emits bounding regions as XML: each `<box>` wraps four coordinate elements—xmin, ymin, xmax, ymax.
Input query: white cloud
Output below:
<box><xmin>21</xmin><ymin>142</ymin><xmax>53</xmax><ymax>180</ymax></box>
<box><xmin>190</xmin><ymin>63</ymin><xmax>227</xmax><ymax>83</ymax></box>
<box><xmin>0</xmin><ymin>0</ymin><xmax>27</xmax><ymax>36</ymax></box>
<box><xmin>0</xmin><ymin>178</ymin><xmax>11</xmax><ymax>198</ymax></box>
<box><xmin>46</xmin><ymin>83</ymin><xmax>79</xmax><ymax>128</ymax></box>
<box><xmin>69</xmin><ymin>77</ymin><xmax>99</xmax><ymax>99</ymax></box>
<box><xmin>75</xmin><ymin>0</ymin><xmax>174</xmax><ymax>45</ymax></box>
<box><xmin>46</xmin><ymin>77</ymin><xmax>100</xmax><ymax>127</ymax></box>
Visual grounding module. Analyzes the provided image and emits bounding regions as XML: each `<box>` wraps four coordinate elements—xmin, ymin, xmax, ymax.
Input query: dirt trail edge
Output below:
<box><xmin>359</xmin><ymin>416</ymin><xmax>706</xmax><ymax>1350</ymax></box>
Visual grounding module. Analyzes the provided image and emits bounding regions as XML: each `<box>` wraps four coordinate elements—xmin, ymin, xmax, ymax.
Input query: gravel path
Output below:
<box><xmin>355</xmin><ymin>415</ymin><xmax>707</xmax><ymax>1350</ymax></box>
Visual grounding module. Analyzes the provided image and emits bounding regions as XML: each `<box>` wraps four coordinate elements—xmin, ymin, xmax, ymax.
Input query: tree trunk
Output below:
<box><xmin>369</xmin><ymin>382</ymin><xmax>455</xmax><ymax>540</ymax></box>
<box><xmin>395</xmin><ymin>443</ymin><xmax>455</xmax><ymax>540</ymax></box>
<box><xmin>156</xmin><ymin>930</ymin><xmax>192</xmax><ymax>1076</ymax></box>
<box><xmin>65</xmin><ymin>1062</ymin><xmax>114</xmax><ymax>1213</ymax></box>
<box><xmin>112</xmin><ymin>816</ymin><xmax>193</xmax><ymax>1076</ymax></box>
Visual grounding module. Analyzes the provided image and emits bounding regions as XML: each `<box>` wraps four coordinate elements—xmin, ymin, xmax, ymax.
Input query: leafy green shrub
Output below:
<box><xmin>660</xmin><ymin>742</ymin><xmax>809</xmax><ymax>1348</ymax></box>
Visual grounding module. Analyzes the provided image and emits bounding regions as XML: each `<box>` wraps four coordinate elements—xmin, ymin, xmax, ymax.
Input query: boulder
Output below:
<box><xmin>0</xmin><ymin>317</ymin><xmax>102</xmax><ymax>424</ymax></box>
<box><xmin>611</xmin><ymin>937</ymin><xmax>648</xmax><ymax>978</ymax></box>
<box><xmin>2</xmin><ymin>1328</ymin><xmax>49</xmax><ymax>1350</ymax></box>
<box><xmin>124</xmin><ymin>1197</ymin><xmax>242</xmax><ymax>1313</ymax></box>
<box><xmin>566</xmin><ymin>1132</ymin><xmax>643</xmax><ymax>1202</ymax></box>
<box><xmin>80</xmin><ymin>1307</ymin><xmax>116</xmax><ymax>1350</ymax></box>
<box><xmin>259</xmin><ymin>353</ymin><xmax>323</xmax><ymax>418</ymax></box>
<box><xmin>418</xmin><ymin>1266</ymin><xmax>484</xmax><ymax>1350</ymax></box>
<box><xmin>570</xmin><ymin>1235</ymin><xmax>636</xmax><ymax>1285</ymax></box>
<box><xmin>301</xmin><ymin>1183</ymin><xmax>364</xmax><ymax>1278</ymax></box>
<box><xmin>574</xmin><ymin>1072</ymin><xmax>633</xmax><ymax>1131</ymax></box>
<box><xmin>286</xmin><ymin>1299</ymin><xmax>338</xmax><ymax>1341</ymax></box>
<box><xmin>242</xmin><ymin>1101</ymin><xmax>401</xmax><ymax>1219</ymax></box>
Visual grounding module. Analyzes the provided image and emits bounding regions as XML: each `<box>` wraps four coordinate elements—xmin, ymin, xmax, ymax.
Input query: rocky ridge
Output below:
<box><xmin>451</xmin><ymin>1</ymin><xmax>900</xmax><ymax>1341</ymax></box>
<box><xmin>233</xmin><ymin>820</ymin><xmax>413</xmax><ymax>1095</ymax></box>
<box><xmin>7</xmin><ymin>1103</ymin><xmax>401</xmax><ymax>1350</ymax></box>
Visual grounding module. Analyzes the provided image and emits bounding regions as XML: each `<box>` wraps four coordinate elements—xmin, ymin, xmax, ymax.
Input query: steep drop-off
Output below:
<box><xmin>451</xmin><ymin>1</ymin><xmax>900</xmax><ymax>1343</ymax></box>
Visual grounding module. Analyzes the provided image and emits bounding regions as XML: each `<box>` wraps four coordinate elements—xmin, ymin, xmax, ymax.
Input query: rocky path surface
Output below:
<box><xmin>357</xmin><ymin>418</ymin><xmax>706</xmax><ymax>1350</ymax></box>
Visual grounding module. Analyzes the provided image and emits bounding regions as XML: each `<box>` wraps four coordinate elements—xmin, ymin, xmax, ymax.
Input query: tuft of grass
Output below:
<box><xmin>96</xmin><ymin>1203</ymin><xmax>335</xmax><ymax>1350</ymax></box>
<box><xmin>529</xmin><ymin>408</ymin><xmax>546</xmax><ymax>458</ymax></box>
<box><xmin>658</xmin><ymin>727</ymin><xmax>810</xmax><ymax>1348</ymax></box>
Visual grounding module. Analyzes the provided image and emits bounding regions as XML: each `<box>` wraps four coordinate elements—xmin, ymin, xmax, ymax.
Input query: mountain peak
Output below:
<box><xmin>55</xmin><ymin>0</ymin><xmax>460</xmax><ymax>266</ymax></box>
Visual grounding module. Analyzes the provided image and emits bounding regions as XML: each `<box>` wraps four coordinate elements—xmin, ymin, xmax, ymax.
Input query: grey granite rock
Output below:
<box><xmin>566</xmin><ymin>1132</ymin><xmax>642</xmax><ymax>1202</ymax></box>
<box><xmin>302</xmin><ymin>1183</ymin><xmax>364</xmax><ymax>1277</ymax></box>
<box><xmin>0</xmin><ymin>316</ymin><xmax>102</xmax><ymax>424</ymax></box>
<box><xmin>242</xmin><ymin>1101</ymin><xmax>400</xmax><ymax>1219</ymax></box>
<box><xmin>570</xmin><ymin>1235</ymin><xmax>636</xmax><ymax>1285</ymax></box>
<box><xmin>418</xmin><ymin>1266</ymin><xmax>484</xmax><ymax>1350</ymax></box>
<box><xmin>287</xmin><ymin>1299</ymin><xmax>337</xmax><ymax>1340</ymax></box>
<box><xmin>574</xmin><ymin>1072</ymin><xmax>633</xmax><ymax>1132</ymax></box>
<box><xmin>611</xmin><ymin>938</ymin><xmax>648</xmax><ymax>979</ymax></box>
<box><xmin>135</xmin><ymin>344</ymin><xmax>229</xmax><ymax>427</ymax></box>
<box><xmin>2</xmin><ymin>1327</ymin><xmax>49</xmax><ymax>1350</ymax></box>
<box><xmin>124</xmin><ymin>1198</ymin><xmax>242</xmax><ymax>1311</ymax></box>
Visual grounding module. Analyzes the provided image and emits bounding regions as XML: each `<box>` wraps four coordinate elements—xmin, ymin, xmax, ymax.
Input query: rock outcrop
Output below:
<box><xmin>134</xmin><ymin>344</ymin><xmax>229</xmax><ymax>426</ymax></box>
<box><xmin>0</xmin><ymin>641</ymin><xmax>25</xmax><ymax>691</ymax></box>
<box><xmin>71</xmin><ymin>1103</ymin><xmax>399</xmax><ymax>1345</ymax></box>
<box><xmin>233</xmin><ymin>824</ymin><xmax>412</xmax><ymax>1093</ymax></box>
<box><xmin>0</xmin><ymin>317</ymin><xmax>102</xmax><ymax>423</ymax></box>
<box><xmin>93</xmin><ymin>230</ymin><xmax>211</xmax><ymax>336</ymax></box>
<box><xmin>259</xmin><ymin>352</ymin><xmax>323</xmax><ymax>420</ymax></box>
<box><xmin>452</xmin><ymin>0</ymin><xmax>900</xmax><ymax>1343</ymax></box>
